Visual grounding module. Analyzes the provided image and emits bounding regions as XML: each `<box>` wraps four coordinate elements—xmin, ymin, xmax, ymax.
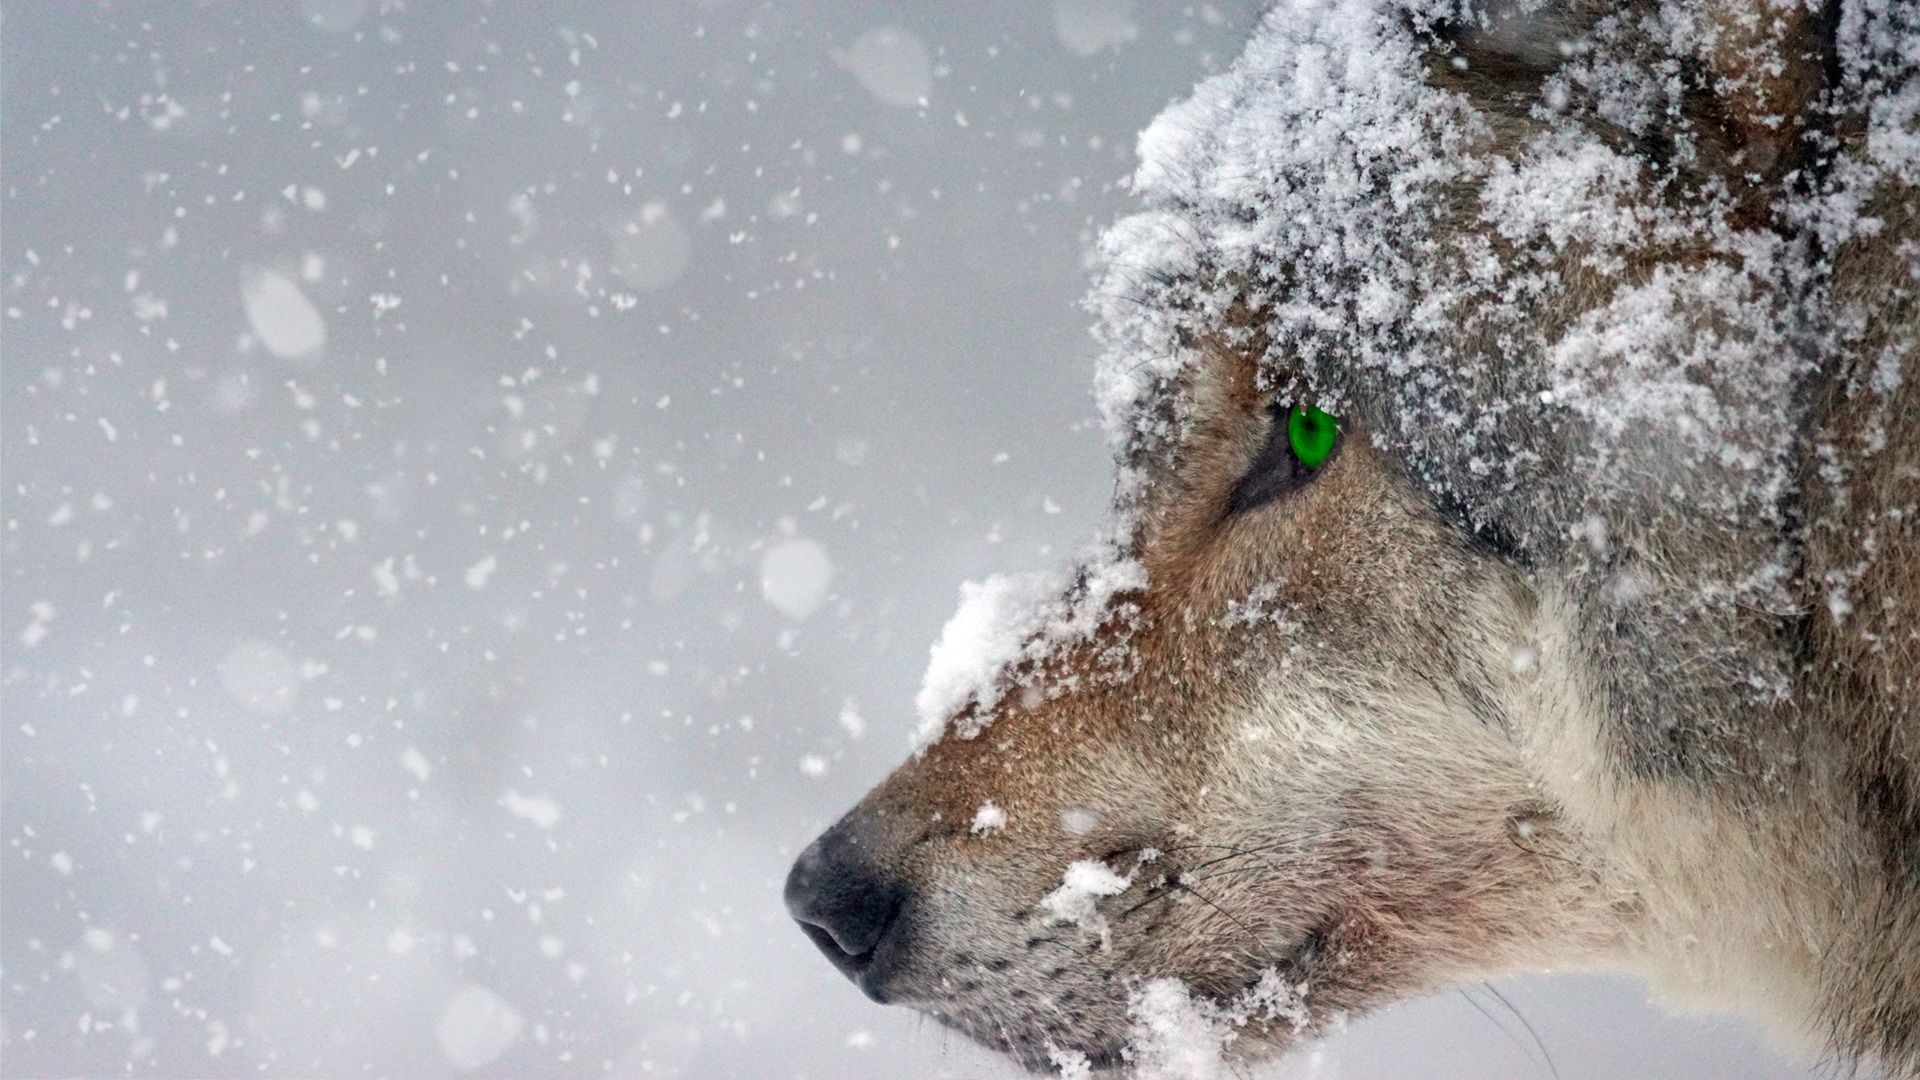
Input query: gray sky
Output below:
<box><xmin>0</xmin><ymin>2</ymin><xmax>1838</xmax><ymax>1076</ymax></box>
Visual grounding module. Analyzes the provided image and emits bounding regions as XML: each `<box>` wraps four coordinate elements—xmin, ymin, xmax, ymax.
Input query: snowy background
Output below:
<box><xmin>0</xmin><ymin>2</ymin><xmax>1839</xmax><ymax>1077</ymax></box>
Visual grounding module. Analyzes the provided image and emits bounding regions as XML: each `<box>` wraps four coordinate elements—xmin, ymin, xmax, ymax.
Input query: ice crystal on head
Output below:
<box><xmin>970</xmin><ymin>801</ymin><xmax>1008</xmax><ymax>836</ymax></box>
<box><xmin>1093</xmin><ymin>0</ymin><xmax>1475</xmax><ymax>427</ymax></box>
<box><xmin>915</xmin><ymin>571</ymin><xmax>1063</xmax><ymax>745</ymax></box>
<box><xmin>914</xmin><ymin>545</ymin><xmax>1146</xmax><ymax>747</ymax></box>
<box><xmin>1838</xmin><ymin>0</ymin><xmax>1920</xmax><ymax>184</ymax></box>
<box><xmin>1078</xmin><ymin>0</ymin><xmax>1908</xmax><ymax>736</ymax></box>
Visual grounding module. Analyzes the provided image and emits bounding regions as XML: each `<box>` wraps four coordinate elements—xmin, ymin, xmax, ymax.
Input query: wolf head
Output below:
<box><xmin>787</xmin><ymin>0</ymin><xmax>1918</xmax><ymax>1072</ymax></box>
<box><xmin>788</xmin><ymin>359</ymin><xmax>1610</xmax><ymax>1070</ymax></box>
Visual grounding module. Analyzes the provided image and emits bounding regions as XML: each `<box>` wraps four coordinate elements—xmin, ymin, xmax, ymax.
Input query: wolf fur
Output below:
<box><xmin>786</xmin><ymin>0</ymin><xmax>1920</xmax><ymax>1074</ymax></box>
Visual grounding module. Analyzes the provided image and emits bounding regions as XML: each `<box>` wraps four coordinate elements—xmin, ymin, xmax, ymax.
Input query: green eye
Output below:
<box><xmin>1287</xmin><ymin>404</ymin><xmax>1338</xmax><ymax>469</ymax></box>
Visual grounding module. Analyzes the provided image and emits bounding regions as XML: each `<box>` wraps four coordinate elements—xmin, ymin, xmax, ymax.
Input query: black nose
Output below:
<box><xmin>785</xmin><ymin>817</ymin><xmax>908</xmax><ymax>1001</ymax></box>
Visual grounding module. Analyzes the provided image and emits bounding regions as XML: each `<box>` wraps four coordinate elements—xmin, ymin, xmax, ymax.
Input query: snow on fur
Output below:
<box><xmin>1124</xmin><ymin>972</ymin><xmax>1313</xmax><ymax>1079</ymax></box>
<box><xmin>969</xmin><ymin>801</ymin><xmax>1008</xmax><ymax>836</ymax></box>
<box><xmin>915</xmin><ymin>548</ymin><xmax>1145</xmax><ymax>746</ymax></box>
<box><xmin>1039</xmin><ymin>858</ymin><xmax>1136</xmax><ymax>951</ymax></box>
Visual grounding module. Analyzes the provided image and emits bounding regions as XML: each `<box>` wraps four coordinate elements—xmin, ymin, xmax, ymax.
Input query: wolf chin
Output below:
<box><xmin>786</xmin><ymin>0</ymin><xmax>1920</xmax><ymax>1074</ymax></box>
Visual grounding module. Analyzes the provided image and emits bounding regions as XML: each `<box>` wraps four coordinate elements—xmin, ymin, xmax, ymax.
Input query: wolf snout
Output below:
<box><xmin>785</xmin><ymin>815</ymin><xmax>912</xmax><ymax>1002</ymax></box>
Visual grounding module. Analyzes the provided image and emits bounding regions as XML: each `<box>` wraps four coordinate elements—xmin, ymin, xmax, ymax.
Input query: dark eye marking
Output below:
<box><xmin>1225</xmin><ymin>400</ymin><xmax>1342</xmax><ymax>515</ymax></box>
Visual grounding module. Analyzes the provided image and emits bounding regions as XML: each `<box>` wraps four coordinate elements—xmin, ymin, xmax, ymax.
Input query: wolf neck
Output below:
<box><xmin>1507</xmin><ymin>580</ymin><xmax>1869</xmax><ymax>1060</ymax></box>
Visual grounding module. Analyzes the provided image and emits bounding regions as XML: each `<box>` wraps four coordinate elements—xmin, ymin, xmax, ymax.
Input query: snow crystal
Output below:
<box><xmin>240</xmin><ymin>269</ymin><xmax>326</xmax><ymax>361</ymax></box>
<box><xmin>1055</xmin><ymin>0</ymin><xmax>1140</xmax><ymax>57</ymax></box>
<box><xmin>219</xmin><ymin>640</ymin><xmax>301</xmax><ymax>715</ymax></box>
<box><xmin>1040</xmin><ymin>858</ymin><xmax>1136</xmax><ymax>949</ymax></box>
<box><xmin>833</xmin><ymin>28</ymin><xmax>933</xmax><ymax>108</ymax></box>
<box><xmin>501</xmin><ymin>789</ymin><xmax>562</xmax><ymax>829</ymax></box>
<box><xmin>18</xmin><ymin>600</ymin><xmax>54</xmax><ymax>648</ymax></box>
<box><xmin>436</xmin><ymin>983</ymin><xmax>523</xmax><ymax>1071</ymax></box>
<box><xmin>1049</xmin><ymin>1044</ymin><xmax>1094</xmax><ymax>1078</ymax></box>
<box><xmin>759</xmin><ymin>538</ymin><xmax>833</xmax><ymax>620</ymax></box>
<box><xmin>970</xmin><ymin>801</ymin><xmax>1007</xmax><ymax>836</ymax></box>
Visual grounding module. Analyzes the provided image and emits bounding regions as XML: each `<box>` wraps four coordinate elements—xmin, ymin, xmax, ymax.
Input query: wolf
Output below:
<box><xmin>786</xmin><ymin>0</ymin><xmax>1920</xmax><ymax>1074</ymax></box>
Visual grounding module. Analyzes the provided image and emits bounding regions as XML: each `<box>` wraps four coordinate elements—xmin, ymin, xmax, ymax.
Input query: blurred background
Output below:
<box><xmin>0</xmin><ymin>2</ymin><xmax>1843</xmax><ymax>1077</ymax></box>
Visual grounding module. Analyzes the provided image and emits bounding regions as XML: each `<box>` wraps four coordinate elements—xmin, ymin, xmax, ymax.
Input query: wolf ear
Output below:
<box><xmin>1426</xmin><ymin>0</ymin><xmax>1832</xmax><ymax>223</ymax></box>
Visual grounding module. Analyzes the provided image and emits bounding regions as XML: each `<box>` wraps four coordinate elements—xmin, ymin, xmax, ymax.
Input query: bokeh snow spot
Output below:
<box><xmin>501</xmin><ymin>789</ymin><xmax>562</xmax><ymax>829</ymax></box>
<box><xmin>760</xmin><ymin>538</ymin><xmax>833</xmax><ymax>620</ymax></box>
<box><xmin>610</xmin><ymin>202</ymin><xmax>691</xmax><ymax>292</ymax></box>
<box><xmin>465</xmin><ymin>554</ymin><xmax>499</xmax><ymax>590</ymax></box>
<box><xmin>302</xmin><ymin>0</ymin><xmax>368</xmax><ymax>33</ymax></box>
<box><xmin>240</xmin><ymin>269</ymin><xmax>326</xmax><ymax>361</ymax></box>
<box><xmin>71</xmin><ymin>927</ymin><xmax>149</xmax><ymax>1014</ymax></box>
<box><xmin>837</xmin><ymin>699</ymin><xmax>865</xmax><ymax>740</ymax></box>
<box><xmin>436</xmin><ymin>982</ymin><xmax>523</xmax><ymax>1071</ymax></box>
<box><xmin>219</xmin><ymin>640</ymin><xmax>301</xmax><ymax>715</ymax></box>
<box><xmin>833</xmin><ymin>28</ymin><xmax>933</xmax><ymax>108</ymax></box>
<box><xmin>1055</xmin><ymin>0</ymin><xmax>1140</xmax><ymax>56</ymax></box>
